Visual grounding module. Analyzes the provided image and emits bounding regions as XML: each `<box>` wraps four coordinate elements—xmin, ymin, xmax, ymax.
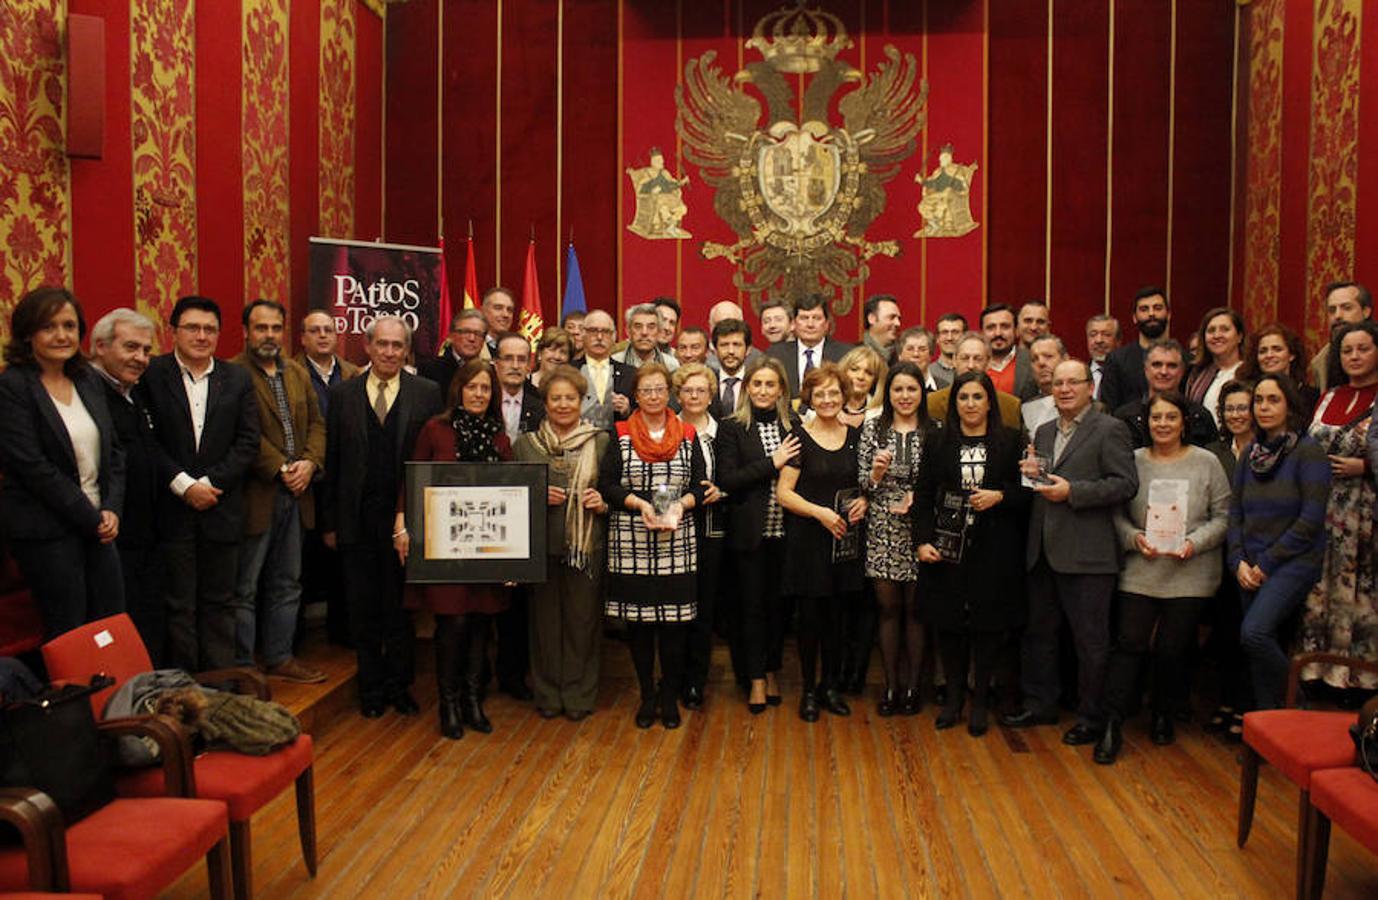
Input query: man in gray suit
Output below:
<box><xmin>1002</xmin><ymin>359</ymin><xmax>1138</xmax><ymax>746</ymax></box>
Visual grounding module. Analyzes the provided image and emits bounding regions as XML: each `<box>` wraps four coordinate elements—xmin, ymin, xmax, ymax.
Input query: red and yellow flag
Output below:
<box><xmin>518</xmin><ymin>238</ymin><xmax>544</xmax><ymax>349</ymax></box>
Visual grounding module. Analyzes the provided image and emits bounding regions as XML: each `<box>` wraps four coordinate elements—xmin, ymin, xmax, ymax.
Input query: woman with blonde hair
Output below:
<box><xmin>837</xmin><ymin>345</ymin><xmax>886</xmax><ymax>428</ymax></box>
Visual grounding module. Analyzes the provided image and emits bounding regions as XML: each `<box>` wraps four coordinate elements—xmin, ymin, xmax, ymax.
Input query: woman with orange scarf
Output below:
<box><xmin>599</xmin><ymin>363</ymin><xmax>706</xmax><ymax>729</ymax></box>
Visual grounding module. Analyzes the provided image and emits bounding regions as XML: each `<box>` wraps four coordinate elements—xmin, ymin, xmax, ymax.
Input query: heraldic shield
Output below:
<box><xmin>758</xmin><ymin>122</ymin><xmax>842</xmax><ymax>236</ymax></box>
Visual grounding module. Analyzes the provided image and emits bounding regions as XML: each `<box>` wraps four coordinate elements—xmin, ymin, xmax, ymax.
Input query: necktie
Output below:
<box><xmin>374</xmin><ymin>379</ymin><xmax>389</xmax><ymax>424</ymax></box>
<box><xmin>804</xmin><ymin>348</ymin><xmax>816</xmax><ymax>374</ymax></box>
<box><xmin>723</xmin><ymin>376</ymin><xmax>739</xmax><ymax>411</ymax></box>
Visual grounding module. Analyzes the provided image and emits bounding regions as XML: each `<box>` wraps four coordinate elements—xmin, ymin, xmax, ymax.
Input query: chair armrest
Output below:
<box><xmin>194</xmin><ymin>667</ymin><xmax>271</xmax><ymax>700</ymax></box>
<box><xmin>1285</xmin><ymin>652</ymin><xmax>1378</xmax><ymax>706</ymax></box>
<box><xmin>98</xmin><ymin>715</ymin><xmax>197</xmax><ymax>798</ymax></box>
<box><xmin>0</xmin><ymin>787</ymin><xmax>67</xmax><ymax>891</ymax></box>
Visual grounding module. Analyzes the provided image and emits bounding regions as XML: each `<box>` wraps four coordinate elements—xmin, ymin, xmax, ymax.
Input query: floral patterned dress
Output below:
<box><xmin>1299</xmin><ymin>388</ymin><xmax>1377</xmax><ymax>688</ymax></box>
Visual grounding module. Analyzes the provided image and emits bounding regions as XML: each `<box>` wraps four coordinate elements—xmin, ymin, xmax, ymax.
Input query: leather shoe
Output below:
<box><xmin>681</xmin><ymin>685</ymin><xmax>704</xmax><ymax>710</ymax></box>
<box><xmin>798</xmin><ymin>691</ymin><xmax>820</xmax><ymax>723</ymax></box>
<box><xmin>1000</xmin><ymin>708</ymin><xmax>1057</xmax><ymax>728</ymax></box>
<box><xmin>537</xmin><ymin>707</ymin><xmax>562</xmax><ymax>719</ymax></box>
<box><xmin>1150</xmin><ymin>712</ymin><xmax>1175</xmax><ymax>746</ymax></box>
<box><xmin>900</xmin><ymin>688</ymin><xmax>922</xmax><ymax>716</ymax></box>
<box><xmin>501</xmin><ymin>681</ymin><xmax>535</xmax><ymax>701</ymax></box>
<box><xmin>565</xmin><ymin>709</ymin><xmax>590</xmax><ymax>722</ymax></box>
<box><xmin>392</xmin><ymin>690</ymin><xmax>421</xmax><ymax>715</ymax></box>
<box><xmin>819</xmin><ymin>688</ymin><xmax>851</xmax><ymax>717</ymax></box>
<box><xmin>361</xmin><ymin>700</ymin><xmax>386</xmax><ymax>719</ymax></box>
<box><xmin>1094</xmin><ymin>718</ymin><xmax>1123</xmax><ymax>764</ymax></box>
<box><xmin>877</xmin><ymin>688</ymin><xmax>899</xmax><ymax>717</ymax></box>
<box><xmin>1062</xmin><ymin>723</ymin><xmax>1100</xmax><ymax>746</ymax></box>
<box><xmin>967</xmin><ymin>707</ymin><xmax>989</xmax><ymax>738</ymax></box>
<box><xmin>934</xmin><ymin>709</ymin><xmax>959</xmax><ymax>730</ymax></box>
<box><xmin>635</xmin><ymin>697</ymin><xmax>657</xmax><ymax>729</ymax></box>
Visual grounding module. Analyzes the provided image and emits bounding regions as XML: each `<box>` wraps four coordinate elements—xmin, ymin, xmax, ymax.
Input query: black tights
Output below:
<box><xmin>627</xmin><ymin>622</ymin><xmax>688</xmax><ymax>700</ymax></box>
<box><xmin>937</xmin><ymin>630</ymin><xmax>1002</xmax><ymax>712</ymax></box>
<box><xmin>798</xmin><ymin>591</ymin><xmax>855</xmax><ymax>691</ymax></box>
<box><xmin>874</xmin><ymin>579</ymin><xmax>922</xmax><ymax>692</ymax></box>
<box><xmin>434</xmin><ymin>613</ymin><xmax>489</xmax><ymax>692</ymax></box>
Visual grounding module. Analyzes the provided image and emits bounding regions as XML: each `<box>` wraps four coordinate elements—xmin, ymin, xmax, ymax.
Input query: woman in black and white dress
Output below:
<box><xmin>599</xmin><ymin>363</ymin><xmax>706</xmax><ymax>729</ymax></box>
<box><xmin>857</xmin><ymin>361</ymin><xmax>929</xmax><ymax>716</ymax></box>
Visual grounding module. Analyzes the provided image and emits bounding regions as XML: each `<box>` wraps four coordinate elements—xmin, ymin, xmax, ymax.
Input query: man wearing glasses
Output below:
<box><xmin>419</xmin><ymin>308</ymin><xmax>488</xmax><ymax>394</ymax></box>
<box><xmin>579</xmin><ymin>310</ymin><xmax>635</xmax><ymax>429</ymax></box>
<box><xmin>143</xmin><ymin>295</ymin><xmax>260</xmax><ymax>670</ymax></box>
<box><xmin>1004</xmin><ymin>359</ymin><xmax>1137</xmax><ymax>749</ymax></box>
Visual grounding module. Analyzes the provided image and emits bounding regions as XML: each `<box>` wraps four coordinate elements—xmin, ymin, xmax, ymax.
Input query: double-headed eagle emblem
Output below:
<box><xmin>675</xmin><ymin>1</ymin><xmax>928</xmax><ymax>314</ymax></box>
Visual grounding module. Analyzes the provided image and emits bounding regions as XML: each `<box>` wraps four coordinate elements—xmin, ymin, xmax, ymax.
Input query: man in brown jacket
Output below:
<box><xmin>232</xmin><ymin>300</ymin><xmax>328</xmax><ymax>682</ymax></box>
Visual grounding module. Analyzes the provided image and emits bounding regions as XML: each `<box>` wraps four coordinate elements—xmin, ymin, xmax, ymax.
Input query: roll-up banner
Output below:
<box><xmin>307</xmin><ymin>236</ymin><xmax>444</xmax><ymax>364</ymax></box>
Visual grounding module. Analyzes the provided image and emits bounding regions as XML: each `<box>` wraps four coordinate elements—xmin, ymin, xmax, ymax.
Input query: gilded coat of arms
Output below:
<box><xmin>675</xmin><ymin>1</ymin><xmax>927</xmax><ymax>313</ymax></box>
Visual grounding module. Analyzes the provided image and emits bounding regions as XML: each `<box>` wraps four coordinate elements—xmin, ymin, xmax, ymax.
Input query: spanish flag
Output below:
<box><xmin>518</xmin><ymin>237</ymin><xmax>544</xmax><ymax>349</ymax></box>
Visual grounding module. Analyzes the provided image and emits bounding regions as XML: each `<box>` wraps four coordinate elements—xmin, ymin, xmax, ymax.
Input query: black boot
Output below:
<box><xmin>635</xmin><ymin>690</ymin><xmax>658</xmax><ymax>728</ymax></box>
<box><xmin>461</xmin><ymin>675</ymin><xmax>493</xmax><ymax>734</ymax></box>
<box><xmin>660</xmin><ymin>683</ymin><xmax>682</xmax><ymax>729</ymax></box>
<box><xmin>434</xmin><ymin>624</ymin><xmax>464</xmax><ymax>740</ymax></box>
<box><xmin>935</xmin><ymin>685</ymin><xmax>964</xmax><ymax>730</ymax></box>
<box><xmin>1093</xmin><ymin>717</ymin><xmax>1122</xmax><ymax>765</ymax></box>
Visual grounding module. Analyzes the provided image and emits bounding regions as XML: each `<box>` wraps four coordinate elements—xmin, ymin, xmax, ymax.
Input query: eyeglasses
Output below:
<box><xmin>637</xmin><ymin>386</ymin><xmax>669</xmax><ymax>396</ymax></box>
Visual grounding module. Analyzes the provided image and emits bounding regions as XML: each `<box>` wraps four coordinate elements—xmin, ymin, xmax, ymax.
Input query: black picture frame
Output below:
<box><xmin>404</xmin><ymin>461</ymin><xmax>548</xmax><ymax>584</ymax></box>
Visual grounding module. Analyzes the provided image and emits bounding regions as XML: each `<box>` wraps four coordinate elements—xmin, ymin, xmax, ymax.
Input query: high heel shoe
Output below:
<box><xmin>461</xmin><ymin>677</ymin><xmax>492</xmax><ymax>734</ymax></box>
<box><xmin>877</xmin><ymin>688</ymin><xmax>899</xmax><ymax>717</ymax></box>
<box><xmin>748</xmin><ymin>678</ymin><xmax>768</xmax><ymax>715</ymax></box>
<box><xmin>900</xmin><ymin>688</ymin><xmax>922</xmax><ymax>716</ymax></box>
<box><xmin>765</xmin><ymin>675</ymin><xmax>783</xmax><ymax>707</ymax></box>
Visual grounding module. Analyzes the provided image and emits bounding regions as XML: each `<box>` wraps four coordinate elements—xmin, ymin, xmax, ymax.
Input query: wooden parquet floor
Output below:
<box><xmin>167</xmin><ymin>639</ymin><xmax>1378</xmax><ymax>899</ymax></box>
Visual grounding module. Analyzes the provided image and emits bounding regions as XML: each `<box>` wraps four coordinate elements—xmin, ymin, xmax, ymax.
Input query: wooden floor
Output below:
<box><xmin>167</xmin><ymin>639</ymin><xmax>1378</xmax><ymax>899</ymax></box>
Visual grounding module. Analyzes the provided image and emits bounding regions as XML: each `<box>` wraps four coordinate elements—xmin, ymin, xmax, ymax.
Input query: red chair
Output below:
<box><xmin>1237</xmin><ymin>653</ymin><xmax>1378</xmax><ymax>897</ymax></box>
<box><xmin>42</xmin><ymin>614</ymin><xmax>317</xmax><ymax>900</ymax></box>
<box><xmin>1300</xmin><ymin>766</ymin><xmax>1378</xmax><ymax>899</ymax></box>
<box><xmin>0</xmin><ymin>717</ymin><xmax>232</xmax><ymax>899</ymax></box>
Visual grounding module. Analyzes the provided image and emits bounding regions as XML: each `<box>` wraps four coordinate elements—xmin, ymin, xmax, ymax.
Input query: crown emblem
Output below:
<box><xmin>746</xmin><ymin>1</ymin><xmax>853</xmax><ymax>74</ymax></box>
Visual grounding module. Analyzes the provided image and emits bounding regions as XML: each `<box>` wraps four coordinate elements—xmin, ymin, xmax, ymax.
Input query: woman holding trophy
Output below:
<box><xmin>599</xmin><ymin>363</ymin><xmax>706</xmax><ymax>729</ymax></box>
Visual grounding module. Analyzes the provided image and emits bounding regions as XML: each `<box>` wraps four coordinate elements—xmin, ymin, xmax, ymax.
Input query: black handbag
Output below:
<box><xmin>1351</xmin><ymin>696</ymin><xmax>1378</xmax><ymax>781</ymax></box>
<box><xmin>0</xmin><ymin>675</ymin><xmax>117</xmax><ymax>825</ymax></box>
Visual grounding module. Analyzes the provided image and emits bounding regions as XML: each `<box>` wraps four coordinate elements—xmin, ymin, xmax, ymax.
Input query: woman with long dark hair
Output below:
<box><xmin>1238</xmin><ymin>323</ymin><xmax>1318</xmax><ymax>420</ymax></box>
<box><xmin>1185</xmin><ymin>307</ymin><xmax>1246</xmax><ymax>428</ymax></box>
<box><xmin>400</xmin><ymin>359</ymin><xmax>511</xmax><ymax>739</ymax></box>
<box><xmin>0</xmin><ymin>287</ymin><xmax>125</xmax><ymax>639</ymax></box>
<box><xmin>914</xmin><ymin>371</ymin><xmax>1025</xmax><ymax>736</ymax></box>
<box><xmin>717</xmin><ymin>355</ymin><xmax>800</xmax><ymax>713</ymax></box>
<box><xmin>777</xmin><ymin>362</ymin><xmax>866</xmax><ymax>721</ymax></box>
<box><xmin>600</xmin><ymin>363</ymin><xmax>706</xmax><ymax>729</ymax></box>
<box><xmin>857</xmin><ymin>361</ymin><xmax>929</xmax><ymax>715</ymax></box>
<box><xmin>1227</xmin><ymin>373</ymin><xmax>1331</xmax><ymax>709</ymax></box>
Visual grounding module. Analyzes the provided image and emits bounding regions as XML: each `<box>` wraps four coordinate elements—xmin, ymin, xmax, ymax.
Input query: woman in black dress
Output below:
<box><xmin>717</xmin><ymin>356</ymin><xmax>801</xmax><ymax>713</ymax></box>
<box><xmin>914</xmin><ymin>372</ymin><xmax>1027</xmax><ymax>736</ymax></box>
<box><xmin>778</xmin><ymin>363</ymin><xmax>867</xmax><ymax>721</ymax></box>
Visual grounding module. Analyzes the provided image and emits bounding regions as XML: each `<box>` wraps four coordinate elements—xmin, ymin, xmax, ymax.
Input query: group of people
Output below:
<box><xmin>2</xmin><ymin>278</ymin><xmax>1375</xmax><ymax>767</ymax></box>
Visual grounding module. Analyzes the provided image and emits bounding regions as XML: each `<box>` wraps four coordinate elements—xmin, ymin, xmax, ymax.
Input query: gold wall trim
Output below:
<box><xmin>1044</xmin><ymin>0</ymin><xmax>1054</xmax><ymax>307</ymax></box>
<box><xmin>1165</xmin><ymin>0</ymin><xmax>1177</xmax><ymax>300</ymax></box>
<box><xmin>496</xmin><ymin>0</ymin><xmax>504</xmax><ymax>280</ymax></box>
<box><xmin>919</xmin><ymin>0</ymin><xmax>928</xmax><ymax>326</ymax></box>
<box><xmin>1225</xmin><ymin>0</ymin><xmax>1240</xmax><ymax>307</ymax></box>
<box><xmin>1103</xmin><ymin>0</ymin><xmax>1115</xmax><ymax>315</ymax></box>
<box><xmin>675</xmin><ymin>0</ymin><xmax>683</xmax><ymax>307</ymax></box>
<box><xmin>360</xmin><ymin>0</ymin><xmax>386</xmax><ymax>18</ymax></box>
<box><xmin>436</xmin><ymin>0</ymin><xmax>443</xmax><ymax>239</ymax></box>
<box><xmin>616</xmin><ymin>0</ymin><xmax>623</xmax><ymax>321</ymax></box>
<box><xmin>981</xmin><ymin>0</ymin><xmax>989</xmax><ymax>306</ymax></box>
<box><xmin>556</xmin><ymin>0</ymin><xmax>564</xmax><ymax>303</ymax></box>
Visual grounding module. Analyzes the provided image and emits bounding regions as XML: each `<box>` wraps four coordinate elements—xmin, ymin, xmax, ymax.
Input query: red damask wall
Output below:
<box><xmin>1233</xmin><ymin>0</ymin><xmax>1378</xmax><ymax>355</ymax></box>
<box><xmin>0</xmin><ymin>0</ymin><xmax>385</xmax><ymax>353</ymax></box>
<box><xmin>386</xmin><ymin>0</ymin><xmax>1236</xmax><ymax>349</ymax></box>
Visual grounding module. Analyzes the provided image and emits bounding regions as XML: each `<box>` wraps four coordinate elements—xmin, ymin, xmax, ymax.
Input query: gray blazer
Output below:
<box><xmin>1025</xmin><ymin>407</ymin><xmax>1139</xmax><ymax>575</ymax></box>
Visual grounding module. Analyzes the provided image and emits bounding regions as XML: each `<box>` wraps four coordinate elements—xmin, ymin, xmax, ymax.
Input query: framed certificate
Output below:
<box><xmin>403</xmin><ymin>462</ymin><xmax>548</xmax><ymax>584</ymax></box>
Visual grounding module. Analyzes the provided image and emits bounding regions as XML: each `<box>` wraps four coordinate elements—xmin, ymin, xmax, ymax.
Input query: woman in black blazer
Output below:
<box><xmin>914</xmin><ymin>372</ymin><xmax>1028</xmax><ymax>737</ymax></box>
<box><xmin>0</xmin><ymin>288</ymin><xmax>125</xmax><ymax>638</ymax></box>
<box><xmin>716</xmin><ymin>356</ymin><xmax>800</xmax><ymax>713</ymax></box>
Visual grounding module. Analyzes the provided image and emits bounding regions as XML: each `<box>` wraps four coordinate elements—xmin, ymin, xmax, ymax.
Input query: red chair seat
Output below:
<box><xmin>117</xmin><ymin>735</ymin><xmax>313</xmax><ymax>820</ymax></box>
<box><xmin>1311</xmin><ymin>767</ymin><xmax>1378</xmax><ymax>857</ymax></box>
<box><xmin>1242</xmin><ymin>710</ymin><xmax>1357</xmax><ymax>788</ymax></box>
<box><xmin>0</xmin><ymin>797</ymin><xmax>226</xmax><ymax>900</ymax></box>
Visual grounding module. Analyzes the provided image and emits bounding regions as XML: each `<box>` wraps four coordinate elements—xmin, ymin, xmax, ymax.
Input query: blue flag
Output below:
<box><xmin>562</xmin><ymin>243</ymin><xmax>587</xmax><ymax>319</ymax></box>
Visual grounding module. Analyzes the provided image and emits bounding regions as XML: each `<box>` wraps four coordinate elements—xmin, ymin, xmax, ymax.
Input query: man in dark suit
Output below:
<box><xmin>143</xmin><ymin>296</ymin><xmax>261</xmax><ymax>671</ymax></box>
<box><xmin>1003</xmin><ymin>359</ymin><xmax>1138</xmax><ymax>745</ymax></box>
<box><xmin>766</xmin><ymin>293</ymin><xmax>850</xmax><ymax>397</ymax></box>
<box><xmin>711</xmin><ymin>318</ymin><xmax>753</xmax><ymax>419</ymax></box>
<box><xmin>89</xmin><ymin>308</ymin><xmax>165</xmax><ymax>662</ymax></box>
<box><xmin>1098</xmin><ymin>286</ymin><xmax>1171</xmax><ymax>411</ymax></box>
<box><xmin>320</xmin><ymin>315</ymin><xmax>443</xmax><ymax>718</ymax></box>
<box><xmin>297</xmin><ymin>310</ymin><xmax>359</xmax><ymax>416</ymax></box>
<box><xmin>418</xmin><ymin>308</ymin><xmax>487</xmax><ymax>395</ymax></box>
<box><xmin>1112</xmin><ymin>339</ymin><xmax>1215</xmax><ymax>448</ymax></box>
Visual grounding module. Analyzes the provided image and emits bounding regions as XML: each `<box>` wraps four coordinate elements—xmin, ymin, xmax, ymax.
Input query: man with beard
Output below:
<box><xmin>981</xmin><ymin>303</ymin><xmax>1039</xmax><ymax>401</ymax></box>
<box><xmin>1085</xmin><ymin>314</ymin><xmax>1121</xmax><ymax>400</ymax></box>
<box><xmin>231</xmin><ymin>300</ymin><xmax>327</xmax><ymax>682</ymax></box>
<box><xmin>1310</xmin><ymin>281</ymin><xmax>1372</xmax><ymax>391</ymax></box>
<box><xmin>90</xmin><ymin>308</ymin><xmax>165</xmax><ymax>661</ymax></box>
<box><xmin>1098</xmin><ymin>287</ymin><xmax>1170</xmax><ymax>411</ymax></box>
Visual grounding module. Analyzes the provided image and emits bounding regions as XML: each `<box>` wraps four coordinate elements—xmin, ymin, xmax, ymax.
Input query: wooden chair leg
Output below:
<box><xmin>1238</xmin><ymin>745</ymin><xmax>1260</xmax><ymax>847</ymax></box>
<box><xmin>1305</xmin><ymin>804</ymin><xmax>1331</xmax><ymax>900</ymax></box>
<box><xmin>230</xmin><ymin>819</ymin><xmax>253</xmax><ymax>900</ymax></box>
<box><xmin>206</xmin><ymin>837</ymin><xmax>233</xmax><ymax>900</ymax></box>
<box><xmin>295</xmin><ymin>765</ymin><xmax>318</xmax><ymax>877</ymax></box>
<box><xmin>1295</xmin><ymin>790</ymin><xmax>1311</xmax><ymax>900</ymax></box>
